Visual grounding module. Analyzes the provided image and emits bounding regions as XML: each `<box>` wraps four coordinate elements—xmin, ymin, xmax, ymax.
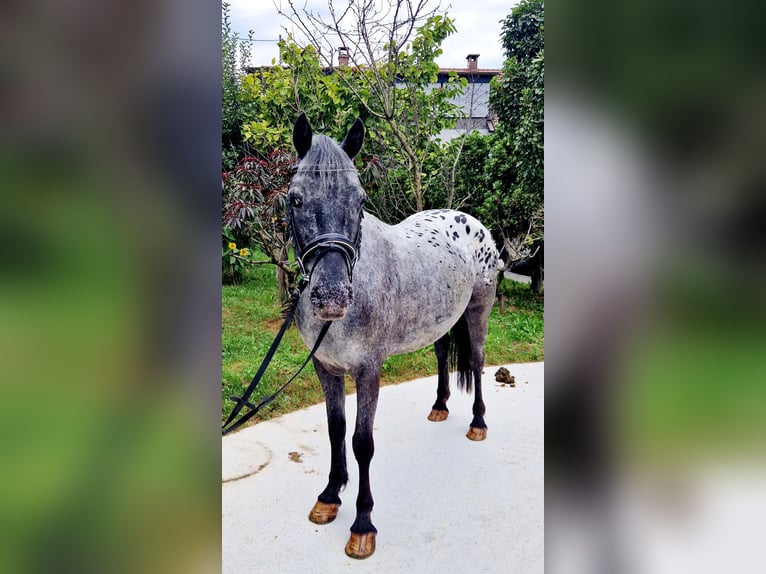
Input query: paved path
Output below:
<box><xmin>504</xmin><ymin>270</ymin><xmax>532</xmax><ymax>284</ymax></box>
<box><xmin>223</xmin><ymin>362</ymin><xmax>544</xmax><ymax>574</ymax></box>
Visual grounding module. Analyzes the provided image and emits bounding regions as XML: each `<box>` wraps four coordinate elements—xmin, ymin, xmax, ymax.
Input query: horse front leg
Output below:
<box><xmin>345</xmin><ymin>362</ymin><xmax>381</xmax><ymax>559</ymax></box>
<box><xmin>308</xmin><ymin>358</ymin><xmax>348</xmax><ymax>525</ymax></box>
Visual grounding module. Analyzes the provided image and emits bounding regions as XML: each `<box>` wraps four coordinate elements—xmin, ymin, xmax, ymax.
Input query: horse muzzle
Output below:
<box><xmin>309</xmin><ymin>281</ymin><xmax>353</xmax><ymax>320</ymax></box>
<box><xmin>307</xmin><ymin>250</ymin><xmax>354</xmax><ymax>320</ymax></box>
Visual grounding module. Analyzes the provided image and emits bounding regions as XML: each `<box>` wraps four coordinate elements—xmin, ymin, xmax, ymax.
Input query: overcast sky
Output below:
<box><xmin>227</xmin><ymin>0</ymin><xmax>518</xmax><ymax>70</ymax></box>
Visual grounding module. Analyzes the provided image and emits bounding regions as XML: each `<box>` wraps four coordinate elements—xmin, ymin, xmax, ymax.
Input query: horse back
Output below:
<box><xmin>347</xmin><ymin>210</ymin><xmax>498</xmax><ymax>355</ymax></box>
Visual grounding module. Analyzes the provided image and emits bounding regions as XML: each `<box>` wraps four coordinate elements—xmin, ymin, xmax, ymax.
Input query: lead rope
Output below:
<box><xmin>222</xmin><ymin>278</ymin><xmax>331</xmax><ymax>436</ymax></box>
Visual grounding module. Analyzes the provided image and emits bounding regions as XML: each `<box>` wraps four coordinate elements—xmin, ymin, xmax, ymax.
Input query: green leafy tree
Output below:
<box><xmin>373</xmin><ymin>15</ymin><xmax>467</xmax><ymax>213</ymax></box>
<box><xmin>486</xmin><ymin>0</ymin><xmax>544</xmax><ymax>292</ymax></box>
<box><xmin>238</xmin><ymin>41</ymin><xmax>365</xmax><ymax>151</ymax></box>
<box><xmin>222</xmin><ymin>2</ymin><xmax>252</xmax><ymax>170</ymax></box>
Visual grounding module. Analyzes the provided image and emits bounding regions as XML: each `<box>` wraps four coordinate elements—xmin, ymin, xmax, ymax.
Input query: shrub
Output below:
<box><xmin>221</xmin><ymin>149</ymin><xmax>297</xmax><ymax>297</ymax></box>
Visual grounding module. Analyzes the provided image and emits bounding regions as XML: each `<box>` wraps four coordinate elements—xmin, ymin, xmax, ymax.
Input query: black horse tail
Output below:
<box><xmin>449</xmin><ymin>314</ymin><xmax>473</xmax><ymax>393</ymax></box>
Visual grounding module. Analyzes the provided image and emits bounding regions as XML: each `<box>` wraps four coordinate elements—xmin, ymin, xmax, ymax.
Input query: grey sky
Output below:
<box><xmin>228</xmin><ymin>0</ymin><xmax>518</xmax><ymax>70</ymax></box>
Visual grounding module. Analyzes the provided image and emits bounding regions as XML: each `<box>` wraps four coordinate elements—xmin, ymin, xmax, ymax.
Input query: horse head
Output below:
<box><xmin>289</xmin><ymin>113</ymin><xmax>366</xmax><ymax>320</ymax></box>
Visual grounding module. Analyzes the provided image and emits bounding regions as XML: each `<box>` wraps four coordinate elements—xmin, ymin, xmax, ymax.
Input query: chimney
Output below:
<box><xmin>338</xmin><ymin>46</ymin><xmax>349</xmax><ymax>67</ymax></box>
<box><xmin>467</xmin><ymin>53</ymin><xmax>479</xmax><ymax>72</ymax></box>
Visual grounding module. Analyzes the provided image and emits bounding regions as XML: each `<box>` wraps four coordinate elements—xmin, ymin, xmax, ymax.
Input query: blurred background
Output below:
<box><xmin>546</xmin><ymin>0</ymin><xmax>766</xmax><ymax>572</ymax></box>
<box><xmin>0</xmin><ymin>1</ymin><xmax>221</xmax><ymax>572</ymax></box>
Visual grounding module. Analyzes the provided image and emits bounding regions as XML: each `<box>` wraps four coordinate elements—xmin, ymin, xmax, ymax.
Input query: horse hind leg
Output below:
<box><xmin>461</xmin><ymin>299</ymin><xmax>494</xmax><ymax>442</ymax></box>
<box><xmin>427</xmin><ymin>332</ymin><xmax>451</xmax><ymax>422</ymax></box>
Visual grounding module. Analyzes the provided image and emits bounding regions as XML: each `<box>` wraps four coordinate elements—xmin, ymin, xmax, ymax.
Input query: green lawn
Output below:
<box><xmin>222</xmin><ymin>264</ymin><xmax>543</xmax><ymax>425</ymax></box>
<box><xmin>619</xmin><ymin>270</ymin><xmax>766</xmax><ymax>463</ymax></box>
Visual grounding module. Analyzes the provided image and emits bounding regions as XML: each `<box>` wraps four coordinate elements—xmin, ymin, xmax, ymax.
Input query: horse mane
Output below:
<box><xmin>301</xmin><ymin>135</ymin><xmax>353</xmax><ymax>169</ymax></box>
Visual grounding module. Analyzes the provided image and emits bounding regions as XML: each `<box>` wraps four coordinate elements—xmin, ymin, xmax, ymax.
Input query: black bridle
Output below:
<box><xmin>291</xmin><ymin>231</ymin><xmax>360</xmax><ymax>281</ymax></box>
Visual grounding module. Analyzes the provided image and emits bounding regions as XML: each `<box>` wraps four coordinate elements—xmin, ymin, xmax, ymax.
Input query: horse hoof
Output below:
<box><xmin>308</xmin><ymin>501</ymin><xmax>340</xmax><ymax>524</ymax></box>
<box><xmin>427</xmin><ymin>409</ymin><xmax>448</xmax><ymax>422</ymax></box>
<box><xmin>345</xmin><ymin>532</ymin><xmax>376</xmax><ymax>559</ymax></box>
<box><xmin>466</xmin><ymin>426</ymin><xmax>487</xmax><ymax>441</ymax></box>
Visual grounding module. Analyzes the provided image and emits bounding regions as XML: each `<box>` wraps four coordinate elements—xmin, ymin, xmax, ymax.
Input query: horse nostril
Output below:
<box><xmin>309</xmin><ymin>288</ymin><xmax>323</xmax><ymax>309</ymax></box>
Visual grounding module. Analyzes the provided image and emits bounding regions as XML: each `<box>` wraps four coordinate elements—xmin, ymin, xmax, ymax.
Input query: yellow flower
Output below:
<box><xmin>228</xmin><ymin>242</ymin><xmax>237</xmax><ymax>250</ymax></box>
<box><xmin>239</xmin><ymin>248</ymin><xmax>249</xmax><ymax>257</ymax></box>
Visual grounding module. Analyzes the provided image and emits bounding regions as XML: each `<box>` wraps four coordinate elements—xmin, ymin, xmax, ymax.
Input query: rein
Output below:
<box><xmin>221</xmin><ymin>278</ymin><xmax>331</xmax><ymax>436</ymax></box>
<box><xmin>294</xmin><ymin>233</ymin><xmax>359</xmax><ymax>281</ymax></box>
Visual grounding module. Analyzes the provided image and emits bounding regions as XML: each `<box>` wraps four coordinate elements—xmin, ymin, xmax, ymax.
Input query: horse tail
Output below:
<box><xmin>449</xmin><ymin>314</ymin><xmax>473</xmax><ymax>393</ymax></box>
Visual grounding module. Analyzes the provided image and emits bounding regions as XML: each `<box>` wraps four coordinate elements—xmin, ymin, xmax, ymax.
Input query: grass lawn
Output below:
<box><xmin>619</xmin><ymin>271</ymin><xmax>766</xmax><ymax>464</ymax></box>
<box><xmin>222</xmin><ymin>263</ymin><xmax>544</xmax><ymax>425</ymax></box>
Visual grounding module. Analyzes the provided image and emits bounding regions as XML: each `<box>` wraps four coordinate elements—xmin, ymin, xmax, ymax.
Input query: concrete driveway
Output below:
<box><xmin>222</xmin><ymin>362</ymin><xmax>544</xmax><ymax>573</ymax></box>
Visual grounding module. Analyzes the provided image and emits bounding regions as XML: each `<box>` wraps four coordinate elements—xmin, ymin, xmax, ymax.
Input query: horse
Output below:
<box><xmin>288</xmin><ymin>113</ymin><xmax>500</xmax><ymax>559</ymax></box>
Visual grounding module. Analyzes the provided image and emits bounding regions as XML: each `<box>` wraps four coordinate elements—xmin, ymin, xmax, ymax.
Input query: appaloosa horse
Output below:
<box><xmin>288</xmin><ymin>113</ymin><xmax>499</xmax><ymax>559</ymax></box>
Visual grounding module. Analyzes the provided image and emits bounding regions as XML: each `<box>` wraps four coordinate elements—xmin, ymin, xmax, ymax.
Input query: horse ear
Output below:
<box><xmin>341</xmin><ymin>118</ymin><xmax>365</xmax><ymax>159</ymax></box>
<box><xmin>293</xmin><ymin>113</ymin><xmax>313</xmax><ymax>159</ymax></box>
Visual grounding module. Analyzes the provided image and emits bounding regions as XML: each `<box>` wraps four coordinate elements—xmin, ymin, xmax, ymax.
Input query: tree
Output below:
<box><xmin>276</xmin><ymin>0</ymin><xmax>467</xmax><ymax>213</ymax></box>
<box><xmin>486</xmin><ymin>0</ymin><xmax>544</xmax><ymax>293</ymax></box>
<box><xmin>222</xmin><ymin>150</ymin><xmax>296</xmax><ymax>299</ymax></box>
<box><xmin>238</xmin><ymin>40</ymin><xmax>365</xmax><ymax>151</ymax></box>
<box><xmin>222</xmin><ymin>2</ymin><xmax>253</xmax><ymax>170</ymax></box>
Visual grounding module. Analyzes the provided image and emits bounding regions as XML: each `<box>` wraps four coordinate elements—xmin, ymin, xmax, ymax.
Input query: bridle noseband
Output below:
<box><xmin>288</xmin><ymin>165</ymin><xmax>363</xmax><ymax>282</ymax></box>
<box><xmin>293</xmin><ymin>232</ymin><xmax>359</xmax><ymax>281</ymax></box>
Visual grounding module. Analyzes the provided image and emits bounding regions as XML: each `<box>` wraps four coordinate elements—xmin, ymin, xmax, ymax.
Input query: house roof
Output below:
<box><xmin>437</xmin><ymin>68</ymin><xmax>501</xmax><ymax>76</ymax></box>
<box><xmin>246</xmin><ymin>65</ymin><xmax>501</xmax><ymax>76</ymax></box>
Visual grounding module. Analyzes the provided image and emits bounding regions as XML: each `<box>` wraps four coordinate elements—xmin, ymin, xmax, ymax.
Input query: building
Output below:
<box><xmin>433</xmin><ymin>54</ymin><xmax>501</xmax><ymax>141</ymax></box>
